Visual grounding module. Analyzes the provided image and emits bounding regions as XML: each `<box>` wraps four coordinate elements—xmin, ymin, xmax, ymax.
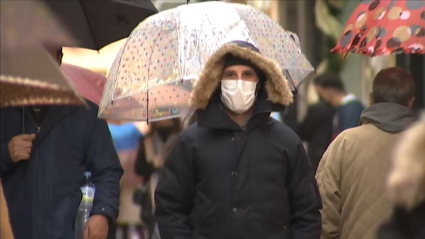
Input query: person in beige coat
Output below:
<box><xmin>316</xmin><ymin>67</ymin><xmax>417</xmax><ymax>239</ymax></box>
<box><xmin>1</xmin><ymin>182</ymin><xmax>14</xmax><ymax>239</ymax></box>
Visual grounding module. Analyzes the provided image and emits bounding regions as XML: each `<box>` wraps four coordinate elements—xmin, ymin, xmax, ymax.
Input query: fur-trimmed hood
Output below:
<box><xmin>387</xmin><ymin>113</ymin><xmax>425</xmax><ymax>209</ymax></box>
<box><xmin>189</xmin><ymin>41</ymin><xmax>294</xmax><ymax>109</ymax></box>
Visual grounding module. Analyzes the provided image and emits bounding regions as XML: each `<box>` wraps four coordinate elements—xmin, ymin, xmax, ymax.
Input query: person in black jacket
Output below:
<box><xmin>155</xmin><ymin>41</ymin><xmax>322</xmax><ymax>239</ymax></box>
<box><xmin>296</xmin><ymin>98</ymin><xmax>334</xmax><ymax>172</ymax></box>
<box><xmin>314</xmin><ymin>73</ymin><xmax>364</xmax><ymax>140</ymax></box>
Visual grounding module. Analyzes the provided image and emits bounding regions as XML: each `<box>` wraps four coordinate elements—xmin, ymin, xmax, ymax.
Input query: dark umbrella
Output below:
<box><xmin>43</xmin><ymin>0</ymin><xmax>158</xmax><ymax>50</ymax></box>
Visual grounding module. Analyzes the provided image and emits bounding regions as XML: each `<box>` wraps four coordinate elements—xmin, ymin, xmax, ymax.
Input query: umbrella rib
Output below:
<box><xmin>78</xmin><ymin>0</ymin><xmax>100</xmax><ymax>50</ymax></box>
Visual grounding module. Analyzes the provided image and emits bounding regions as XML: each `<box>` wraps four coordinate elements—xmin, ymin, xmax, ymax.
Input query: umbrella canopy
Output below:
<box><xmin>0</xmin><ymin>45</ymin><xmax>85</xmax><ymax>107</ymax></box>
<box><xmin>99</xmin><ymin>1</ymin><xmax>312</xmax><ymax>121</ymax></box>
<box><xmin>61</xmin><ymin>64</ymin><xmax>106</xmax><ymax>105</ymax></box>
<box><xmin>44</xmin><ymin>0</ymin><xmax>158</xmax><ymax>50</ymax></box>
<box><xmin>0</xmin><ymin>0</ymin><xmax>77</xmax><ymax>49</ymax></box>
<box><xmin>332</xmin><ymin>0</ymin><xmax>425</xmax><ymax>56</ymax></box>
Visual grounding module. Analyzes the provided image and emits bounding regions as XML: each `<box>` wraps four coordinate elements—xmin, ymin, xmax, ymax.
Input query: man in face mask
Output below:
<box><xmin>155</xmin><ymin>41</ymin><xmax>322</xmax><ymax>239</ymax></box>
<box><xmin>219</xmin><ymin>54</ymin><xmax>262</xmax><ymax>125</ymax></box>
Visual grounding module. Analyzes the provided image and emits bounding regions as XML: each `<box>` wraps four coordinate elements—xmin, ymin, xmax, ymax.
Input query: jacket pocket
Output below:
<box><xmin>193</xmin><ymin>194</ymin><xmax>214</xmax><ymax>226</ymax></box>
<box><xmin>270</xmin><ymin>189</ymin><xmax>290</xmax><ymax>228</ymax></box>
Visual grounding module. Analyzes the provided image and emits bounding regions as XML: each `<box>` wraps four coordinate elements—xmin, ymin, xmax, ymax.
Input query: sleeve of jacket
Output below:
<box><xmin>85</xmin><ymin>116</ymin><xmax>124</xmax><ymax>224</ymax></box>
<box><xmin>0</xmin><ymin>143</ymin><xmax>17</xmax><ymax>176</ymax></box>
<box><xmin>288</xmin><ymin>140</ymin><xmax>322</xmax><ymax>239</ymax></box>
<box><xmin>315</xmin><ymin>135</ymin><xmax>345</xmax><ymax>239</ymax></box>
<box><xmin>155</xmin><ymin>134</ymin><xmax>195</xmax><ymax>239</ymax></box>
<box><xmin>339</xmin><ymin>104</ymin><xmax>362</xmax><ymax>131</ymax></box>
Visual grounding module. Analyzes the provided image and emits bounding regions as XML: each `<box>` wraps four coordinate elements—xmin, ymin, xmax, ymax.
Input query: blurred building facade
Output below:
<box><xmin>397</xmin><ymin>54</ymin><xmax>425</xmax><ymax>110</ymax></box>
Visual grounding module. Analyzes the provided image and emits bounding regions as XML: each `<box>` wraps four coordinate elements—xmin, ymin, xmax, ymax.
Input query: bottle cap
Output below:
<box><xmin>84</xmin><ymin>171</ymin><xmax>91</xmax><ymax>179</ymax></box>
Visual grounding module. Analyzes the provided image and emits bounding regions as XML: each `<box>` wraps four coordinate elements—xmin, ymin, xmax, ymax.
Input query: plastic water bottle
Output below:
<box><xmin>75</xmin><ymin>172</ymin><xmax>96</xmax><ymax>239</ymax></box>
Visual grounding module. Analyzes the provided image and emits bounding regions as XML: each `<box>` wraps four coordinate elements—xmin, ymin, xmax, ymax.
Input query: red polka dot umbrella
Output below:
<box><xmin>332</xmin><ymin>0</ymin><xmax>425</xmax><ymax>57</ymax></box>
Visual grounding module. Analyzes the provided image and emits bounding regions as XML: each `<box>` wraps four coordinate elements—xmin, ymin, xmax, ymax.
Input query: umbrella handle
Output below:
<box><xmin>22</xmin><ymin>107</ymin><xmax>25</xmax><ymax>134</ymax></box>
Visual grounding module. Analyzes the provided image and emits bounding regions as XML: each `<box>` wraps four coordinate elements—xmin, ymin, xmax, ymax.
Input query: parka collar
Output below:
<box><xmin>189</xmin><ymin>41</ymin><xmax>294</xmax><ymax>109</ymax></box>
<box><xmin>191</xmin><ymin>41</ymin><xmax>294</xmax><ymax>131</ymax></box>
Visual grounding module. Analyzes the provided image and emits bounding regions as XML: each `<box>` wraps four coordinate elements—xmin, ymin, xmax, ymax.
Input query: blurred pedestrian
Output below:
<box><xmin>316</xmin><ymin>67</ymin><xmax>416</xmax><ymax>239</ymax></box>
<box><xmin>134</xmin><ymin>118</ymin><xmax>182</xmax><ymax>239</ymax></box>
<box><xmin>0</xmin><ymin>45</ymin><xmax>123</xmax><ymax>239</ymax></box>
<box><xmin>155</xmin><ymin>41</ymin><xmax>322</xmax><ymax>239</ymax></box>
<box><xmin>377</xmin><ymin>113</ymin><xmax>425</xmax><ymax>239</ymax></box>
<box><xmin>108</xmin><ymin>122</ymin><xmax>147</xmax><ymax>239</ymax></box>
<box><xmin>296</xmin><ymin>95</ymin><xmax>335</xmax><ymax>172</ymax></box>
<box><xmin>314</xmin><ymin>73</ymin><xmax>364</xmax><ymax>140</ymax></box>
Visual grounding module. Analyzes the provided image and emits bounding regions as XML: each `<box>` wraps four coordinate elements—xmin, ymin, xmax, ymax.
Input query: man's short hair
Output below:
<box><xmin>314</xmin><ymin>73</ymin><xmax>345</xmax><ymax>92</ymax></box>
<box><xmin>372</xmin><ymin>67</ymin><xmax>415</xmax><ymax>106</ymax></box>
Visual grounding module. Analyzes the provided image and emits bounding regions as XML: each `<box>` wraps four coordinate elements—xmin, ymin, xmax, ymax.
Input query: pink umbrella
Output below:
<box><xmin>61</xmin><ymin>63</ymin><xmax>106</xmax><ymax>105</ymax></box>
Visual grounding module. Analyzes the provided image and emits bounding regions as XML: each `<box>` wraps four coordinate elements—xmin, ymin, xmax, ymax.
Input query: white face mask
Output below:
<box><xmin>220</xmin><ymin>79</ymin><xmax>258</xmax><ymax>114</ymax></box>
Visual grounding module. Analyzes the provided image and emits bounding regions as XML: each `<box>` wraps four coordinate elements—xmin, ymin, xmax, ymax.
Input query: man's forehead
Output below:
<box><xmin>223</xmin><ymin>65</ymin><xmax>256</xmax><ymax>72</ymax></box>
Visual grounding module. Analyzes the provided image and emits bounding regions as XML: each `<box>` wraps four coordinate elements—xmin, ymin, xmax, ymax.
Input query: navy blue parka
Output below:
<box><xmin>0</xmin><ymin>101</ymin><xmax>123</xmax><ymax>239</ymax></box>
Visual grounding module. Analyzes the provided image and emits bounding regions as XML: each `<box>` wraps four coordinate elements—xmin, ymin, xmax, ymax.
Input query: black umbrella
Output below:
<box><xmin>43</xmin><ymin>0</ymin><xmax>158</xmax><ymax>50</ymax></box>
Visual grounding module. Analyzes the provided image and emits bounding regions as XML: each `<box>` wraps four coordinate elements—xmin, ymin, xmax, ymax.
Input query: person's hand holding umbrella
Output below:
<box><xmin>7</xmin><ymin>134</ymin><xmax>36</xmax><ymax>162</ymax></box>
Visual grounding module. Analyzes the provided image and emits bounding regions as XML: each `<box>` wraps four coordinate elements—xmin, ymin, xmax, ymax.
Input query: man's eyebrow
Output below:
<box><xmin>244</xmin><ymin>69</ymin><xmax>255</xmax><ymax>73</ymax></box>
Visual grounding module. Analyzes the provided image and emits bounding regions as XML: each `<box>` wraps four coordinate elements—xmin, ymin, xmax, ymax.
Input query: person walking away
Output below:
<box><xmin>316</xmin><ymin>67</ymin><xmax>416</xmax><ymax>239</ymax></box>
<box><xmin>0</xmin><ymin>45</ymin><xmax>123</xmax><ymax>239</ymax></box>
<box><xmin>314</xmin><ymin>73</ymin><xmax>364</xmax><ymax>140</ymax></box>
<box><xmin>377</xmin><ymin>114</ymin><xmax>425</xmax><ymax>239</ymax></box>
<box><xmin>134</xmin><ymin>118</ymin><xmax>182</xmax><ymax>239</ymax></box>
<box><xmin>155</xmin><ymin>41</ymin><xmax>322</xmax><ymax>239</ymax></box>
<box><xmin>296</xmin><ymin>94</ymin><xmax>335</xmax><ymax>172</ymax></box>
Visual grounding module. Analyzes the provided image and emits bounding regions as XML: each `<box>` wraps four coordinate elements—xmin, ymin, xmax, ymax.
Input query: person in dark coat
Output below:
<box><xmin>154</xmin><ymin>41</ymin><xmax>322</xmax><ymax>239</ymax></box>
<box><xmin>296</xmin><ymin>98</ymin><xmax>334</xmax><ymax>172</ymax></box>
<box><xmin>0</xmin><ymin>46</ymin><xmax>123</xmax><ymax>239</ymax></box>
<box><xmin>377</xmin><ymin>114</ymin><xmax>425</xmax><ymax>239</ymax></box>
<box><xmin>377</xmin><ymin>203</ymin><xmax>425</xmax><ymax>239</ymax></box>
<box><xmin>314</xmin><ymin>73</ymin><xmax>364</xmax><ymax>140</ymax></box>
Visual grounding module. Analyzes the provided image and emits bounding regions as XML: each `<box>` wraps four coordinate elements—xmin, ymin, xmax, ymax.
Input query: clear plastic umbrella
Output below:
<box><xmin>99</xmin><ymin>1</ymin><xmax>314</xmax><ymax>121</ymax></box>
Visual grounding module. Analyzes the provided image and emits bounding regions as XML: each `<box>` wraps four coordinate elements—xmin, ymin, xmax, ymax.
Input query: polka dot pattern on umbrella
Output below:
<box><xmin>99</xmin><ymin>1</ymin><xmax>313</xmax><ymax>121</ymax></box>
<box><xmin>332</xmin><ymin>0</ymin><xmax>425</xmax><ymax>57</ymax></box>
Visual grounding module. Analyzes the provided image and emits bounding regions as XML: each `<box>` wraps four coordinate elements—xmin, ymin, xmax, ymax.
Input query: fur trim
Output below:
<box><xmin>189</xmin><ymin>44</ymin><xmax>294</xmax><ymax>109</ymax></box>
<box><xmin>387</xmin><ymin>115</ymin><xmax>425</xmax><ymax>209</ymax></box>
